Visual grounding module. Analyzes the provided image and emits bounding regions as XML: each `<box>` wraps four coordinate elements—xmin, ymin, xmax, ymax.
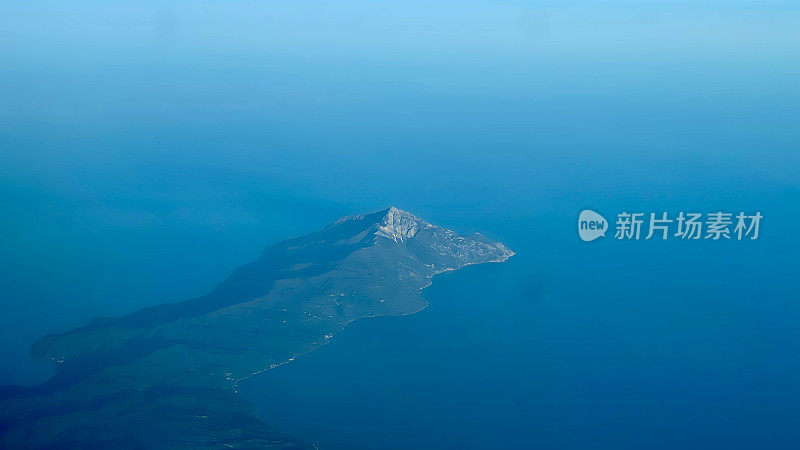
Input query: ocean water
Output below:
<box><xmin>1</xmin><ymin>1</ymin><xmax>799</xmax><ymax>448</ymax></box>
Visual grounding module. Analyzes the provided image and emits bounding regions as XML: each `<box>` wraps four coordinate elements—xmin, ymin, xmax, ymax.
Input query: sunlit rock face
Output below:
<box><xmin>376</xmin><ymin>206</ymin><xmax>424</xmax><ymax>242</ymax></box>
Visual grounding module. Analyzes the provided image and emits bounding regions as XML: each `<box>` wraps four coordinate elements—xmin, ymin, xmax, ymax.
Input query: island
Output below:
<box><xmin>0</xmin><ymin>207</ymin><xmax>514</xmax><ymax>449</ymax></box>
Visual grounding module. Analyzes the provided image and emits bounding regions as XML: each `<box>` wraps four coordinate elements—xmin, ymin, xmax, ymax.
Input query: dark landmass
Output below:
<box><xmin>0</xmin><ymin>207</ymin><xmax>513</xmax><ymax>449</ymax></box>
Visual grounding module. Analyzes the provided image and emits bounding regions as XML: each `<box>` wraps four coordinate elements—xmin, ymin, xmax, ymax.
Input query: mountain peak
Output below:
<box><xmin>376</xmin><ymin>207</ymin><xmax>430</xmax><ymax>242</ymax></box>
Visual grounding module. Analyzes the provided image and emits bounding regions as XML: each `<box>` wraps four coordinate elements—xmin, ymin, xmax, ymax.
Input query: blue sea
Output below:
<box><xmin>1</xmin><ymin>1</ymin><xmax>798</xmax><ymax>448</ymax></box>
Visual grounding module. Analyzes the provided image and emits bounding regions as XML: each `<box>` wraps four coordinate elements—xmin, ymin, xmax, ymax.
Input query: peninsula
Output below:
<box><xmin>0</xmin><ymin>207</ymin><xmax>514</xmax><ymax>449</ymax></box>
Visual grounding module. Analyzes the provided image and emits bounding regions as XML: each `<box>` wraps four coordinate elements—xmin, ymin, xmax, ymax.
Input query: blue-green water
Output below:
<box><xmin>1</xmin><ymin>1</ymin><xmax>799</xmax><ymax>448</ymax></box>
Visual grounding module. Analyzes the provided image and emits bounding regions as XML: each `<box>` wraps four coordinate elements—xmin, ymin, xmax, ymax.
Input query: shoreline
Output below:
<box><xmin>238</xmin><ymin>251</ymin><xmax>515</xmax><ymax>449</ymax></box>
<box><xmin>234</xmin><ymin>250</ymin><xmax>515</xmax><ymax>389</ymax></box>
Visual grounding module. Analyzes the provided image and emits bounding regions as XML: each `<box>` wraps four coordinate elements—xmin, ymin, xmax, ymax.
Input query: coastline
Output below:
<box><xmin>234</xmin><ymin>248</ymin><xmax>515</xmax><ymax>389</ymax></box>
